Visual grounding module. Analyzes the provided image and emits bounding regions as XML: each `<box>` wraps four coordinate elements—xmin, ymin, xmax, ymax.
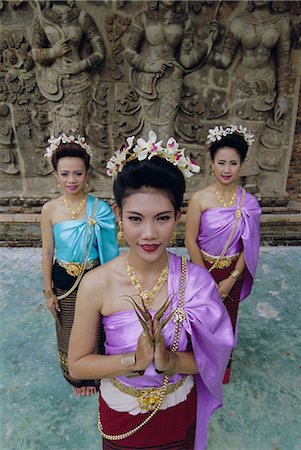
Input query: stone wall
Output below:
<box><xmin>0</xmin><ymin>0</ymin><xmax>301</xmax><ymax>209</ymax></box>
<box><xmin>287</xmin><ymin>89</ymin><xmax>301</xmax><ymax>202</ymax></box>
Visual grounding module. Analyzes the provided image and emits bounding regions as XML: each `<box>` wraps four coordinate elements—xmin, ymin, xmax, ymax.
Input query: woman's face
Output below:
<box><xmin>56</xmin><ymin>157</ymin><xmax>88</xmax><ymax>195</ymax></box>
<box><xmin>116</xmin><ymin>188</ymin><xmax>180</xmax><ymax>262</ymax></box>
<box><xmin>212</xmin><ymin>147</ymin><xmax>241</xmax><ymax>185</ymax></box>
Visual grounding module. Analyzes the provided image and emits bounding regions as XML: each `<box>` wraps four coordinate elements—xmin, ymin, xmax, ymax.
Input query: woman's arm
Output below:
<box><xmin>184</xmin><ymin>192</ymin><xmax>205</xmax><ymax>267</ymax></box>
<box><xmin>41</xmin><ymin>203</ymin><xmax>60</xmax><ymax>316</ymax></box>
<box><xmin>155</xmin><ymin>348</ymin><xmax>198</xmax><ymax>376</ymax></box>
<box><xmin>68</xmin><ymin>271</ymin><xmax>154</xmax><ymax>379</ymax></box>
<box><xmin>217</xmin><ymin>250</ymin><xmax>246</xmax><ymax>300</ymax></box>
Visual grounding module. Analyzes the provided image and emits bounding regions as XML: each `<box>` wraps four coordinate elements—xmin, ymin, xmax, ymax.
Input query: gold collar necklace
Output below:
<box><xmin>215</xmin><ymin>188</ymin><xmax>237</xmax><ymax>208</ymax></box>
<box><xmin>64</xmin><ymin>195</ymin><xmax>87</xmax><ymax>220</ymax></box>
<box><xmin>126</xmin><ymin>257</ymin><xmax>169</xmax><ymax>309</ymax></box>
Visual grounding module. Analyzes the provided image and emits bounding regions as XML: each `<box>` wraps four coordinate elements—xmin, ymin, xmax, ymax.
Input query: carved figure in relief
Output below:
<box><xmin>124</xmin><ymin>0</ymin><xmax>218</xmax><ymax>137</ymax></box>
<box><xmin>213</xmin><ymin>0</ymin><xmax>290</xmax><ymax>125</ymax></box>
<box><xmin>212</xmin><ymin>0</ymin><xmax>291</xmax><ymax>193</ymax></box>
<box><xmin>31</xmin><ymin>0</ymin><xmax>105</xmax><ymax>136</ymax></box>
<box><xmin>0</xmin><ymin>103</ymin><xmax>19</xmax><ymax>175</ymax></box>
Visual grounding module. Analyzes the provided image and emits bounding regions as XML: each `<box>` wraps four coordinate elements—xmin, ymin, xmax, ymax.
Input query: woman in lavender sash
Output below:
<box><xmin>68</xmin><ymin>131</ymin><xmax>234</xmax><ymax>450</ymax></box>
<box><xmin>41</xmin><ymin>133</ymin><xmax>118</xmax><ymax>396</ymax></box>
<box><xmin>185</xmin><ymin>125</ymin><xmax>261</xmax><ymax>383</ymax></box>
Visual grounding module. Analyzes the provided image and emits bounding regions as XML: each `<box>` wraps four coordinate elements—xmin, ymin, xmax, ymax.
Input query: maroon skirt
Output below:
<box><xmin>99</xmin><ymin>385</ymin><xmax>197</xmax><ymax>450</ymax></box>
<box><xmin>204</xmin><ymin>259</ymin><xmax>244</xmax><ymax>332</ymax></box>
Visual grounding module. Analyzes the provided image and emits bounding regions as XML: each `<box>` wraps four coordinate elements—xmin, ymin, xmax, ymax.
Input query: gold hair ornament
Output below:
<box><xmin>207</xmin><ymin>124</ymin><xmax>255</xmax><ymax>146</ymax></box>
<box><xmin>44</xmin><ymin>132</ymin><xmax>92</xmax><ymax>158</ymax></box>
<box><xmin>106</xmin><ymin>130</ymin><xmax>200</xmax><ymax>179</ymax></box>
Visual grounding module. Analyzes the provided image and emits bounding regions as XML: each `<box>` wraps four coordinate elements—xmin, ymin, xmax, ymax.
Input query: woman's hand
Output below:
<box><xmin>217</xmin><ymin>276</ymin><xmax>236</xmax><ymax>301</ymax></box>
<box><xmin>134</xmin><ymin>330</ymin><xmax>154</xmax><ymax>372</ymax></box>
<box><xmin>46</xmin><ymin>294</ymin><xmax>60</xmax><ymax>318</ymax></box>
<box><xmin>153</xmin><ymin>320</ymin><xmax>169</xmax><ymax>372</ymax></box>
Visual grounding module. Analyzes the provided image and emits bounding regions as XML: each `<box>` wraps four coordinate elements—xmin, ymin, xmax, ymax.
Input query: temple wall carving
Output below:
<box><xmin>0</xmin><ymin>0</ymin><xmax>300</xmax><ymax>207</ymax></box>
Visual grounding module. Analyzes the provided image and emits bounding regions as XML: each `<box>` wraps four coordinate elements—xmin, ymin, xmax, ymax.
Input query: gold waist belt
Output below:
<box><xmin>57</xmin><ymin>259</ymin><xmax>99</xmax><ymax>277</ymax></box>
<box><xmin>200</xmin><ymin>249</ymin><xmax>239</xmax><ymax>269</ymax></box>
<box><xmin>108</xmin><ymin>376</ymin><xmax>186</xmax><ymax>411</ymax></box>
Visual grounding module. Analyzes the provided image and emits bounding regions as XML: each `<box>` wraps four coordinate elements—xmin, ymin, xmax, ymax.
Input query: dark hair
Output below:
<box><xmin>51</xmin><ymin>143</ymin><xmax>90</xmax><ymax>170</ymax></box>
<box><xmin>210</xmin><ymin>132</ymin><xmax>248</xmax><ymax>162</ymax></box>
<box><xmin>113</xmin><ymin>156</ymin><xmax>185</xmax><ymax>213</ymax></box>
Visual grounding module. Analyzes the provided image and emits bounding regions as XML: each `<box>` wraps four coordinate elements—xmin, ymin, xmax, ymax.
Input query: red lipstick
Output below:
<box><xmin>140</xmin><ymin>244</ymin><xmax>160</xmax><ymax>252</ymax></box>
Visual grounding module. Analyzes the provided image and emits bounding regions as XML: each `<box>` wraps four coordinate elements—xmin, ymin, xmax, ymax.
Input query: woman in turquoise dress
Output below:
<box><xmin>41</xmin><ymin>133</ymin><xmax>118</xmax><ymax>396</ymax></box>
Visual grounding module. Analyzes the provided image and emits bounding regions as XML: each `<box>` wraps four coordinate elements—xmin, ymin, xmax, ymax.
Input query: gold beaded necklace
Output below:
<box><xmin>126</xmin><ymin>257</ymin><xmax>169</xmax><ymax>309</ymax></box>
<box><xmin>215</xmin><ymin>188</ymin><xmax>237</xmax><ymax>208</ymax></box>
<box><xmin>64</xmin><ymin>195</ymin><xmax>87</xmax><ymax>220</ymax></box>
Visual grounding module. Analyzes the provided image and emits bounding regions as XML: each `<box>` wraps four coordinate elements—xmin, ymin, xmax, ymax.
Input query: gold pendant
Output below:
<box><xmin>126</xmin><ymin>256</ymin><xmax>168</xmax><ymax>310</ymax></box>
<box><xmin>141</xmin><ymin>291</ymin><xmax>154</xmax><ymax>309</ymax></box>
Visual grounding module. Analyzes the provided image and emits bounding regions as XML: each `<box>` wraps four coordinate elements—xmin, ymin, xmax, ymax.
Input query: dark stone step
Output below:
<box><xmin>1</xmin><ymin>212</ymin><xmax>300</xmax><ymax>247</ymax></box>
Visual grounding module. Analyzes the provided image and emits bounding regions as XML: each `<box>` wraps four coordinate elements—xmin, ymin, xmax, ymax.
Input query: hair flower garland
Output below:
<box><xmin>44</xmin><ymin>132</ymin><xmax>92</xmax><ymax>158</ymax></box>
<box><xmin>106</xmin><ymin>130</ymin><xmax>200</xmax><ymax>178</ymax></box>
<box><xmin>207</xmin><ymin>124</ymin><xmax>255</xmax><ymax>146</ymax></box>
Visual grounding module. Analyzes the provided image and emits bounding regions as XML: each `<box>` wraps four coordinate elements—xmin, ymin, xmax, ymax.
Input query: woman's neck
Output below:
<box><xmin>127</xmin><ymin>250</ymin><xmax>168</xmax><ymax>275</ymax></box>
<box><xmin>63</xmin><ymin>191</ymin><xmax>86</xmax><ymax>203</ymax></box>
<box><xmin>214</xmin><ymin>181</ymin><xmax>237</xmax><ymax>194</ymax></box>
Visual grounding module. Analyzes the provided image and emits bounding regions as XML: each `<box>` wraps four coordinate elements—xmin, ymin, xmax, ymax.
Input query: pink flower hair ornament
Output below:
<box><xmin>106</xmin><ymin>130</ymin><xmax>200</xmax><ymax>178</ymax></box>
<box><xmin>207</xmin><ymin>124</ymin><xmax>255</xmax><ymax>146</ymax></box>
<box><xmin>44</xmin><ymin>132</ymin><xmax>92</xmax><ymax>158</ymax></box>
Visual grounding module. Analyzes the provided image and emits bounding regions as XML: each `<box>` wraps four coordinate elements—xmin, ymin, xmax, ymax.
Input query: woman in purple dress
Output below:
<box><xmin>185</xmin><ymin>125</ymin><xmax>261</xmax><ymax>383</ymax></box>
<box><xmin>68</xmin><ymin>131</ymin><xmax>234</xmax><ymax>450</ymax></box>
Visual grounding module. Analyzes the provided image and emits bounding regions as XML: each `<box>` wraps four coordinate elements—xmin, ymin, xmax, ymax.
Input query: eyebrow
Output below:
<box><xmin>217</xmin><ymin>159</ymin><xmax>238</xmax><ymax>162</ymax></box>
<box><xmin>126</xmin><ymin>210</ymin><xmax>173</xmax><ymax>216</ymax></box>
<box><xmin>58</xmin><ymin>169</ymin><xmax>84</xmax><ymax>172</ymax></box>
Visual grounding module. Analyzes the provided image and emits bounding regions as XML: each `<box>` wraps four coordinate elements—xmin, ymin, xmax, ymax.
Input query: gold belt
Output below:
<box><xmin>200</xmin><ymin>249</ymin><xmax>239</xmax><ymax>269</ymax></box>
<box><xmin>108</xmin><ymin>376</ymin><xmax>186</xmax><ymax>411</ymax></box>
<box><xmin>57</xmin><ymin>259</ymin><xmax>99</xmax><ymax>277</ymax></box>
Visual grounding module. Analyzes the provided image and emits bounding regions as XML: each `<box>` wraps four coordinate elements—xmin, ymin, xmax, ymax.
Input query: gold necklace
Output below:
<box><xmin>126</xmin><ymin>258</ymin><xmax>169</xmax><ymax>309</ymax></box>
<box><xmin>215</xmin><ymin>188</ymin><xmax>237</xmax><ymax>208</ymax></box>
<box><xmin>64</xmin><ymin>195</ymin><xmax>87</xmax><ymax>220</ymax></box>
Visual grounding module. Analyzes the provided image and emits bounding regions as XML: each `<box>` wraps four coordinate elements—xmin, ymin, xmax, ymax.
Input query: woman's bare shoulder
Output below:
<box><xmin>41</xmin><ymin>197</ymin><xmax>62</xmax><ymax>214</ymax></box>
<box><xmin>190</xmin><ymin>185</ymin><xmax>215</xmax><ymax>209</ymax></box>
<box><xmin>78</xmin><ymin>255</ymin><xmax>125</xmax><ymax>312</ymax></box>
<box><xmin>81</xmin><ymin>255</ymin><xmax>123</xmax><ymax>291</ymax></box>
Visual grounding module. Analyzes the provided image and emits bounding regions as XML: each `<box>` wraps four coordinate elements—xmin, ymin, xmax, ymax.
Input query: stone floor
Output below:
<box><xmin>1</xmin><ymin>247</ymin><xmax>300</xmax><ymax>450</ymax></box>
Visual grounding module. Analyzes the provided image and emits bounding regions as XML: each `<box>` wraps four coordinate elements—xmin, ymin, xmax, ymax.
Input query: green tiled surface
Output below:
<box><xmin>1</xmin><ymin>247</ymin><xmax>300</xmax><ymax>450</ymax></box>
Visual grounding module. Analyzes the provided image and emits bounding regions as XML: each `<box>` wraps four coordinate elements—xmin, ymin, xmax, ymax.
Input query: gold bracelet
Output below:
<box><xmin>163</xmin><ymin>352</ymin><xmax>179</xmax><ymax>376</ymax></box>
<box><xmin>43</xmin><ymin>289</ymin><xmax>53</xmax><ymax>299</ymax></box>
<box><xmin>121</xmin><ymin>352</ymin><xmax>136</xmax><ymax>368</ymax></box>
<box><xmin>230</xmin><ymin>269</ymin><xmax>240</xmax><ymax>279</ymax></box>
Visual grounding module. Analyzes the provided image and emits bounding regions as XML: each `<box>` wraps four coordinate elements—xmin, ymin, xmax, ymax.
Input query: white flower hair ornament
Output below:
<box><xmin>44</xmin><ymin>132</ymin><xmax>92</xmax><ymax>158</ymax></box>
<box><xmin>106</xmin><ymin>130</ymin><xmax>200</xmax><ymax>178</ymax></box>
<box><xmin>207</xmin><ymin>124</ymin><xmax>255</xmax><ymax>146</ymax></box>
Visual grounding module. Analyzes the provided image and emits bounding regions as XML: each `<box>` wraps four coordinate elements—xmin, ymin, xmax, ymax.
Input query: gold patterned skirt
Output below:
<box><xmin>52</xmin><ymin>260</ymin><xmax>104</xmax><ymax>389</ymax></box>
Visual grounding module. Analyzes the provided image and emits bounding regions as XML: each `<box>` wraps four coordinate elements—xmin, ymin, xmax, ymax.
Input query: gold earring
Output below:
<box><xmin>117</xmin><ymin>221</ymin><xmax>127</xmax><ymax>246</ymax></box>
<box><xmin>210</xmin><ymin>165</ymin><xmax>215</xmax><ymax>177</ymax></box>
<box><xmin>169</xmin><ymin>226</ymin><xmax>177</xmax><ymax>247</ymax></box>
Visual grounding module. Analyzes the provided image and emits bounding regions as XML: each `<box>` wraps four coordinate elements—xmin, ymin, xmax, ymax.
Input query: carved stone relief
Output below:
<box><xmin>0</xmin><ymin>0</ymin><xmax>300</xmax><ymax>206</ymax></box>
